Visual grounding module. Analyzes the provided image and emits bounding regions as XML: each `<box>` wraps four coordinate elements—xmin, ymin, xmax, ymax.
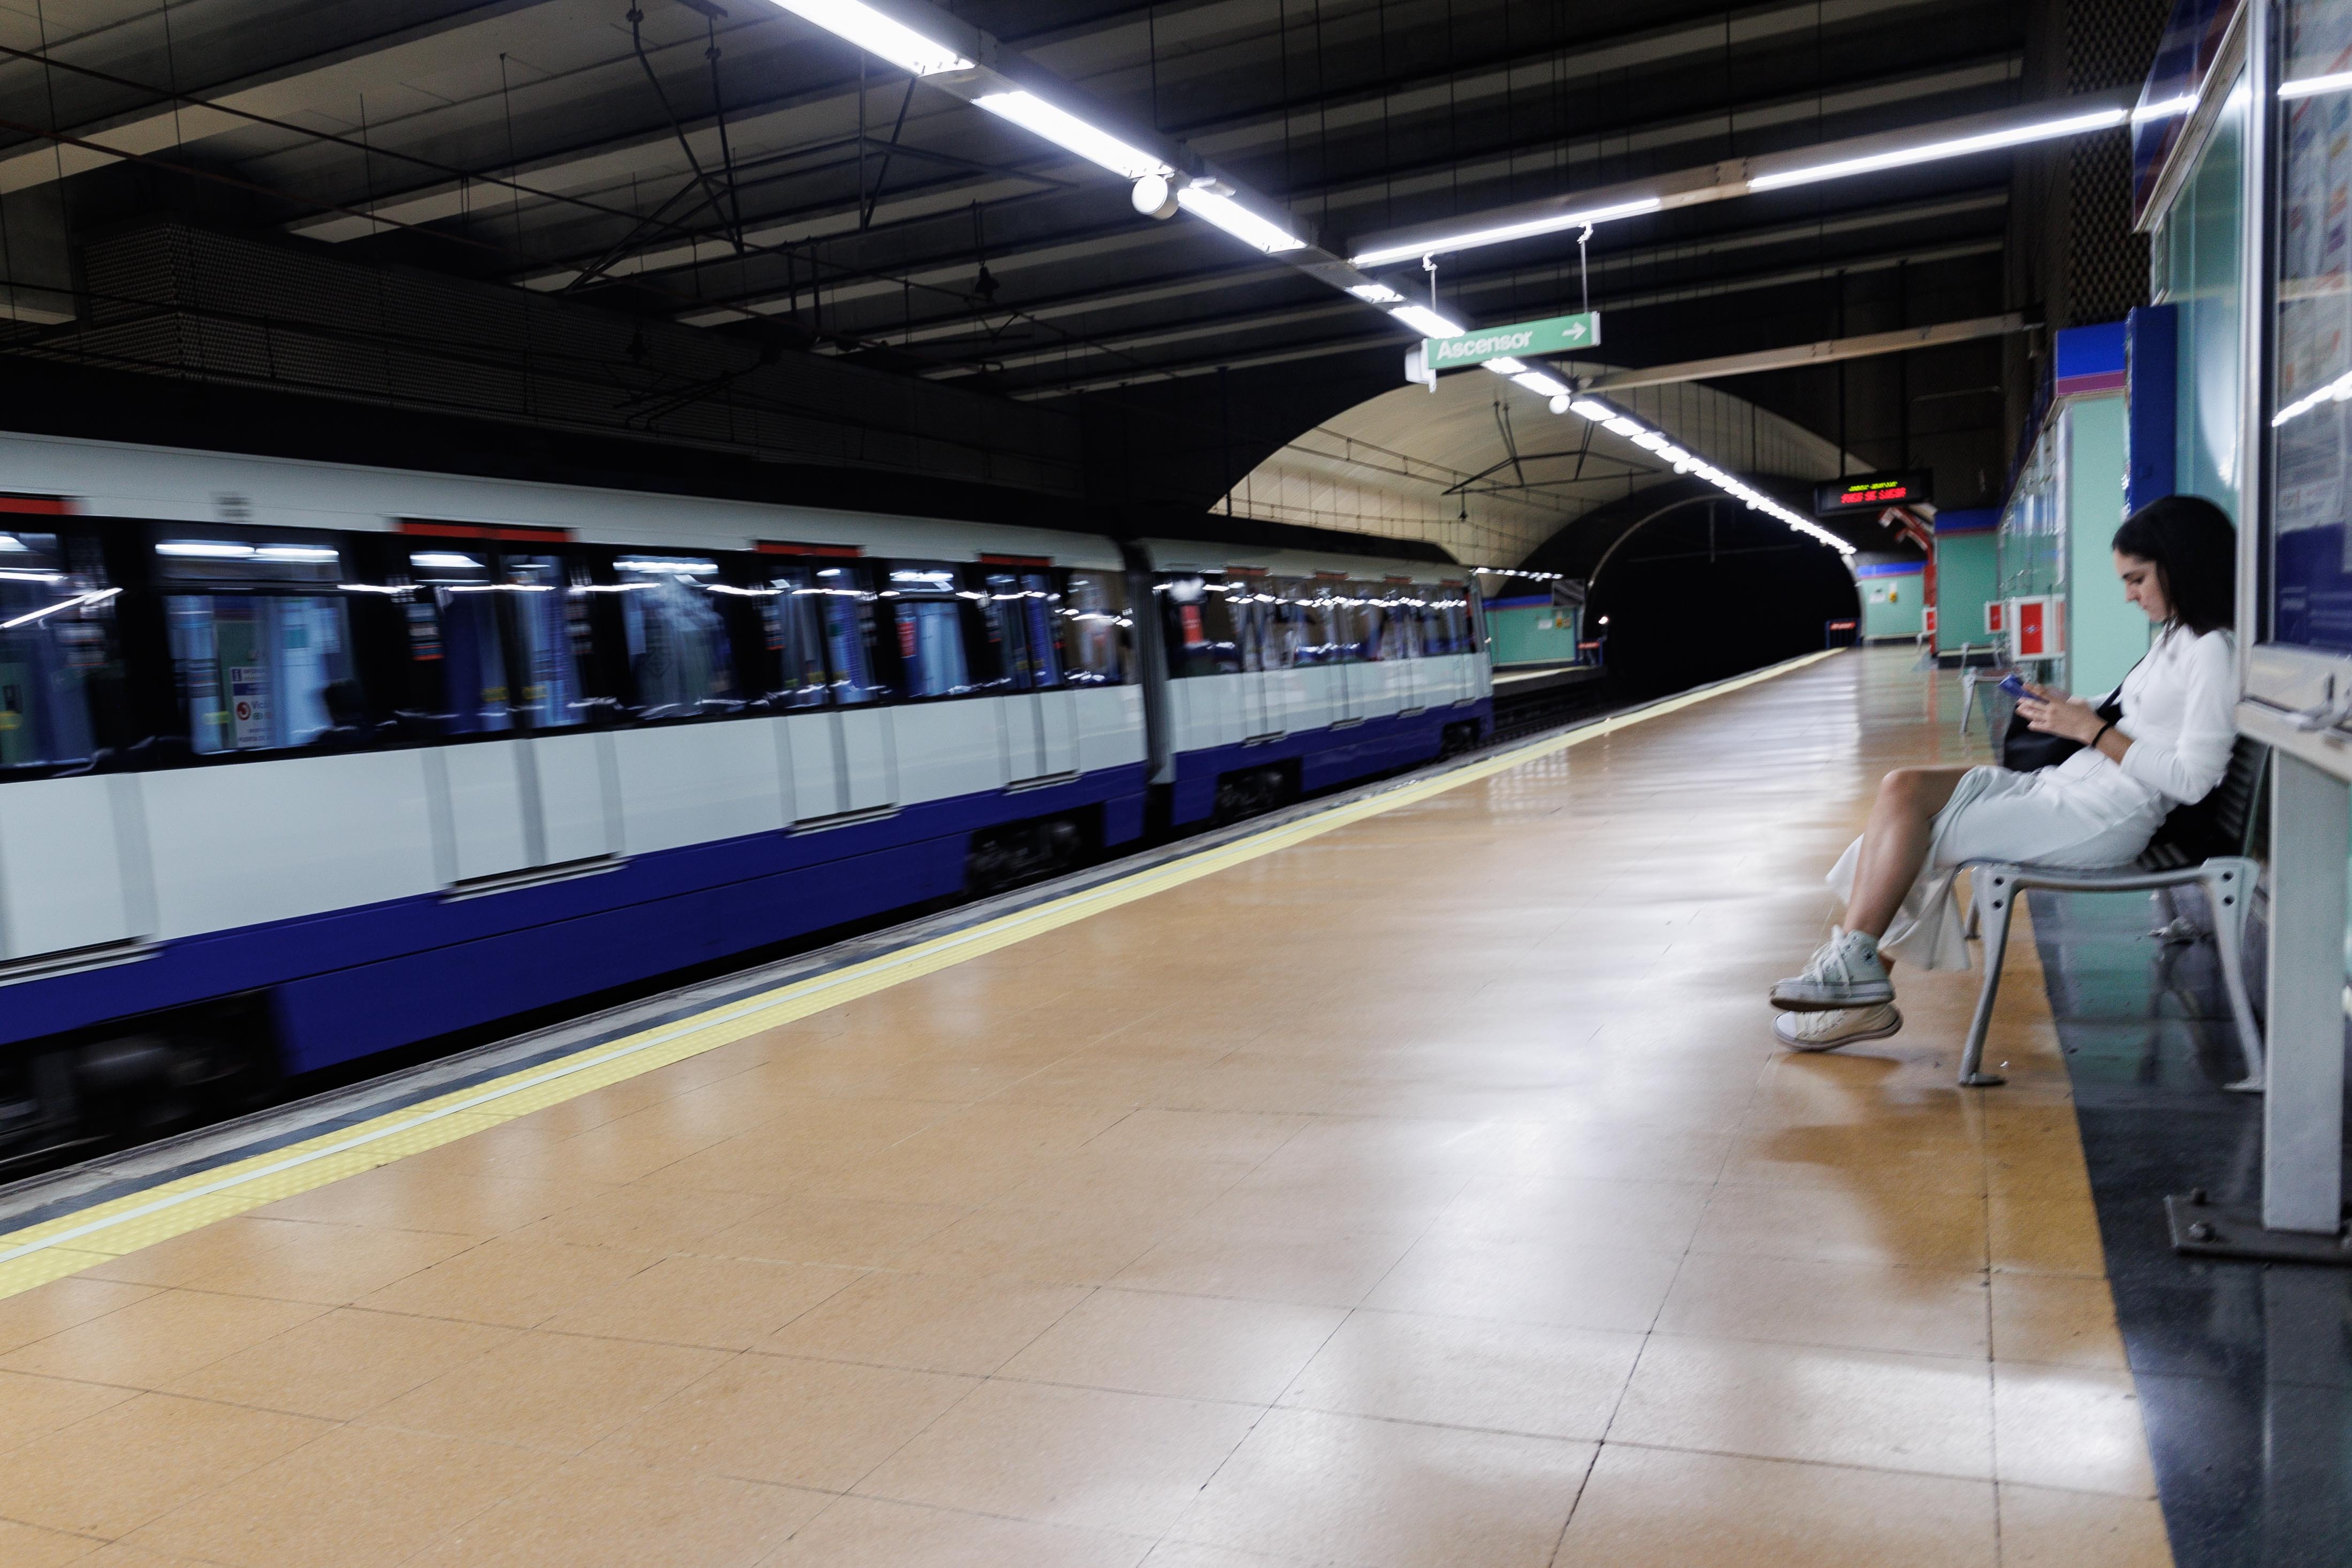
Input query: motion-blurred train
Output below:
<box><xmin>0</xmin><ymin>432</ymin><xmax>1492</xmax><ymax>1161</ymax></box>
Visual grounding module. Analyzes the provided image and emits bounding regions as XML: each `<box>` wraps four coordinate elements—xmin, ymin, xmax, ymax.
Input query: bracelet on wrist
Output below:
<box><xmin>2091</xmin><ymin>721</ymin><xmax>2114</xmax><ymax>748</ymax></box>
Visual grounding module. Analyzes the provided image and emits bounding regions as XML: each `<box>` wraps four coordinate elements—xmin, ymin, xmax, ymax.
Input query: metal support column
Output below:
<box><xmin>2263</xmin><ymin>753</ymin><xmax>2348</xmax><ymax>1232</ymax></box>
<box><xmin>2172</xmin><ymin>750</ymin><xmax>2351</xmax><ymax>1260</ymax></box>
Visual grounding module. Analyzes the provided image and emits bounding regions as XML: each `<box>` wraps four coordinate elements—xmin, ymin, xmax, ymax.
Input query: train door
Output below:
<box><xmin>763</xmin><ymin>559</ymin><xmax>895</xmax><ymax>821</ymax></box>
<box><xmin>1232</xmin><ymin>575</ymin><xmax>1279</xmax><ymax>740</ymax></box>
<box><xmin>982</xmin><ymin>567</ymin><xmax>1079</xmax><ymax>781</ymax></box>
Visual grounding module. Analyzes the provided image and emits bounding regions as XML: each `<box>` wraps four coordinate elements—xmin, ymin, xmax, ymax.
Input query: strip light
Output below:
<box><xmin>2</xmin><ymin>587</ymin><xmax>117</xmax><ymax>630</ymax></box>
<box><xmin>1557</xmin><ymin>396</ymin><xmax>1855</xmax><ymax>557</ymax></box>
<box><xmin>1350</xmin><ymin>197</ymin><xmax>1662</xmax><ymax>268</ymax></box>
<box><xmin>1174</xmin><ymin>182</ymin><xmax>1307</xmax><ymax>253</ymax></box>
<box><xmin>2282</xmin><ymin>70</ymin><xmax>2352</xmax><ymax>101</ymax></box>
<box><xmin>1747</xmin><ymin>106</ymin><xmax>2128</xmax><ymax>192</ymax></box>
<box><xmin>1347</xmin><ymin>283</ymin><xmax>1406</xmax><ymax>303</ymax></box>
<box><xmin>2133</xmin><ymin>93</ymin><xmax>2198</xmax><ymax>123</ymax></box>
<box><xmin>766</xmin><ymin>0</ymin><xmax>972</xmax><ymax>76</ymax></box>
<box><xmin>1389</xmin><ymin>304</ymin><xmax>1463</xmax><ymax>338</ymax></box>
<box><xmin>2273</xmin><ymin>366</ymin><xmax>2352</xmax><ymax>427</ymax></box>
<box><xmin>973</xmin><ymin>91</ymin><xmax>1169</xmax><ymax>179</ymax></box>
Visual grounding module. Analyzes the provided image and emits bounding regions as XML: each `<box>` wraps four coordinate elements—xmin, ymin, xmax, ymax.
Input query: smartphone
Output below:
<box><xmin>1996</xmin><ymin>672</ymin><xmax>2030</xmax><ymax>699</ymax></box>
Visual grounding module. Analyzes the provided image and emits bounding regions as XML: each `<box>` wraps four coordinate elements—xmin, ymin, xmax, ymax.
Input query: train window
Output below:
<box><xmin>1059</xmin><ymin>570</ymin><xmax>1127</xmax><ymax>685</ymax></box>
<box><xmin>407</xmin><ymin>549</ymin><xmax>514</xmax><ymax>733</ymax></box>
<box><xmin>610</xmin><ymin>555</ymin><xmax>743</xmax><ymax>720</ymax></box>
<box><xmin>1422</xmin><ymin>587</ymin><xmax>1470</xmax><ymax>656</ymax></box>
<box><xmin>510</xmin><ymin>555</ymin><xmax>593</xmax><ymax>728</ymax></box>
<box><xmin>885</xmin><ymin>563</ymin><xmax>976</xmax><ymax>699</ymax></box>
<box><xmin>816</xmin><ymin>565</ymin><xmax>887</xmax><ymax>705</ymax></box>
<box><xmin>1386</xmin><ymin>587</ymin><xmax>1425</xmax><ymax>660</ymax></box>
<box><xmin>980</xmin><ymin>570</ymin><xmax>1063</xmax><ymax>691</ymax></box>
<box><xmin>0</xmin><ymin>531</ymin><xmax>117</xmax><ymax>772</ymax></box>
<box><xmin>760</xmin><ymin>566</ymin><xmax>831</xmax><ymax>708</ymax></box>
<box><xmin>1344</xmin><ymin>582</ymin><xmax>1390</xmax><ymax>661</ymax></box>
<box><xmin>165</xmin><ymin>595</ymin><xmax>363</xmax><ymax>754</ymax></box>
<box><xmin>1280</xmin><ymin>578</ymin><xmax>1342</xmax><ymax>666</ymax></box>
<box><xmin>1159</xmin><ymin>574</ymin><xmax>1242</xmax><ymax>678</ymax></box>
<box><xmin>1240</xmin><ymin>578</ymin><xmax>1296</xmax><ymax>672</ymax></box>
<box><xmin>157</xmin><ymin>533</ymin><xmax>369</xmax><ymax>754</ymax></box>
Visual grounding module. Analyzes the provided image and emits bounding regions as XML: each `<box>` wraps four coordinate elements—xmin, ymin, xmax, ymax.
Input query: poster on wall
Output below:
<box><xmin>2274</xmin><ymin>0</ymin><xmax>2352</xmax><ymax>648</ymax></box>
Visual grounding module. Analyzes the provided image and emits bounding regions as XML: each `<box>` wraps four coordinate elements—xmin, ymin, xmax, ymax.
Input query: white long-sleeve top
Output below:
<box><xmin>2050</xmin><ymin>623</ymin><xmax>2237</xmax><ymax>816</ymax></box>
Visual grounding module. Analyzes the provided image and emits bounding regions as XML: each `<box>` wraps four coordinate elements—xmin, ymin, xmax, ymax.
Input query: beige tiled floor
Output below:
<box><xmin>0</xmin><ymin>651</ymin><xmax>2171</xmax><ymax>1566</ymax></box>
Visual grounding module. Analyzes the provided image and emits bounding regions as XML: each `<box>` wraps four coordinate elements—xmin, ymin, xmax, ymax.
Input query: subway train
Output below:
<box><xmin>0</xmin><ymin>433</ymin><xmax>1492</xmax><ymax>1163</ymax></box>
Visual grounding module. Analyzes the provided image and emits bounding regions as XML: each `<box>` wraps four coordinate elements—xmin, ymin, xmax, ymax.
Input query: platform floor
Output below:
<box><xmin>0</xmin><ymin>649</ymin><xmax>2171</xmax><ymax>1567</ymax></box>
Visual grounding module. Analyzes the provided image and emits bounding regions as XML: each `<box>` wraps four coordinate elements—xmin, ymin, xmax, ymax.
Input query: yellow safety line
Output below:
<box><xmin>0</xmin><ymin>648</ymin><xmax>1839</xmax><ymax>1298</ymax></box>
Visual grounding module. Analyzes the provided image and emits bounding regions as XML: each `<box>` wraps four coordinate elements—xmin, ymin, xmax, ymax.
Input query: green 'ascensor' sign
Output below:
<box><xmin>1423</xmin><ymin>310</ymin><xmax>1601</xmax><ymax>370</ymax></box>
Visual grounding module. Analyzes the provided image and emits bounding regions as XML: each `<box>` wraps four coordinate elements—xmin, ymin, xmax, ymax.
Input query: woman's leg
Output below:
<box><xmin>1842</xmin><ymin>767</ymin><xmax>1972</xmax><ymax>939</ymax></box>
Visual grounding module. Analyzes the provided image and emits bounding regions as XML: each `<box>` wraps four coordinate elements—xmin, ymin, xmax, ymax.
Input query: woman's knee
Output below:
<box><xmin>1878</xmin><ymin>767</ymin><xmax>1933</xmax><ymax>807</ymax></box>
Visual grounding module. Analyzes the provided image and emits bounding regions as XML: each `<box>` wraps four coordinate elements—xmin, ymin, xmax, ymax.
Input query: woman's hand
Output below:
<box><xmin>2017</xmin><ymin>683</ymin><xmax>2106</xmax><ymax>743</ymax></box>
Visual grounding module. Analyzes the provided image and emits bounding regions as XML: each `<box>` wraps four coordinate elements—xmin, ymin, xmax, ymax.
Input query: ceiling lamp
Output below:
<box><xmin>766</xmin><ymin>0</ymin><xmax>972</xmax><ymax>76</ymax></box>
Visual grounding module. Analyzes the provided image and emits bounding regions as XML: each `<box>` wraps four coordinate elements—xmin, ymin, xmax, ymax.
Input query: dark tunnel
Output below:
<box><xmin>1579</xmin><ymin>498</ymin><xmax>1865</xmax><ymax>699</ymax></box>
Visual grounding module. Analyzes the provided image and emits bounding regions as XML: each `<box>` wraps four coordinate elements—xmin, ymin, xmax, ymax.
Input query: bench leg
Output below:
<box><xmin>2203</xmin><ymin>862</ymin><xmax>2265</xmax><ymax>1094</ymax></box>
<box><xmin>1959</xmin><ymin>873</ymin><xmax>2014</xmax><ymax>1087</ymax></box>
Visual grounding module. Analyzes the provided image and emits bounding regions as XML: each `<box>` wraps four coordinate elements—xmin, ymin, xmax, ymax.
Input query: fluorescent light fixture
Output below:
<box><xmin>1484</xmin><ymin>357</ymin><xmax>1530</xmax><ymax>374</ymax></box>
<box><xmin>1347</xmin><ymin>282</ymin><xmax>1406</xmax><ymax>303</ymax></box>
<box><xmin>2133</xmin><ymin>92</ymin><xmax>2198</xmax><ymax>123</ymax></box>
<box><xmin>1515</xmin><ymin>371</ymin><xmax>1571</xmax><ymax>398</ymax></box>
<box><xmin>1389</xmin><ymin>304</ymin><xmax>1463</xmax><ymax>338</ymax></box>
<box><xmin>0</xmin><ymin>536</ymin><xmax>25</xmax><ymax>552</ymax></box>
<box><xmin>157</xmin><ymin>541</ymin><xmax>255</xmax><ymax>560</ymax></box>
<box><xmin>1747</xmin><ymin>107</ymin><xmax>2129</xmax><ymax>192</ymax></box>
<box><xmin>411</xmin><ymin>552</ymin><xmax>483</xmax><ymax>570</ymax></box>
<box><xmin>1350</xmin><ymin>197</ymin><xmax>1663</xmax><ymax>268</ymax></box>
<box><xmin>0</xmin><ymin>568</ymin><xmax>63</xmax><ymax>583</ymax></box>
<box><xmin>256</xmin><ymin>545</ymin><xmax>339</xmax><ymax>562</ymax></box>
<box><xmin>973</xmin><ymin>91</ymin><xmax>1170</xmax><ymax>179</ymax></box>
<box><xmin>618</xmin><ymin>557</ymin><xmax>721</xmax><ymax>575</ymax></box>
<box><xmin>1550</xmin><ymin>393</ymin><xmax>1855</xmax><ymax>557</ymax></box>
<box><xmin>766</xmin><ymin>0</ymin><xmax>972</xmax><ymax>76</ymax></box>
<box><xmin>1175</xmin><ymin>182</ymin><xmax>1307</xmax><ymax>253</ymax></box>
<box><xmin>2282</xmin><ymin>71</ymin><xmax>2352</xmax><ymax>101</ymax></box>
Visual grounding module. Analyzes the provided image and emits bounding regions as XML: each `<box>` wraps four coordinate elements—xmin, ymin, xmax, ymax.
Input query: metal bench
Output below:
<box><xmin>1956</xmin><ymin>736</ymin><xmax>2269</xmax><ymax>1091</ymax></box>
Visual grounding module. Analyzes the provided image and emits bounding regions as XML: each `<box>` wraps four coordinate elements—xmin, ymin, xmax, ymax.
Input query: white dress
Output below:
<box><xmin>1830</xmin><ymin>624</ymin><xmax>2239</xmax><ymax>970</ymax></box>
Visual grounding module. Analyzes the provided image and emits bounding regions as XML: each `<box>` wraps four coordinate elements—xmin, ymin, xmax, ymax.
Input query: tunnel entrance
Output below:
<box><xmin>1585</xmin><ymin>499</ymin><xmax>1862</xmax><ymax>698</ymax></box>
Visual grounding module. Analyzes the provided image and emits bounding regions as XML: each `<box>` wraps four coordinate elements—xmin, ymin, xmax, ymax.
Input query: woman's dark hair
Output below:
<box><xmin>2112</xmin><ymin>494</ymin><xmax>2236</xmax><ymax>637</ymax></box>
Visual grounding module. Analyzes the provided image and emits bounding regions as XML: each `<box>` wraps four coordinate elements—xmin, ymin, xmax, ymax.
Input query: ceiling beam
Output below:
<box><xmin>1577</xmin><ymin>311</ymin><xmax>2032</xmax><ymax>393</ymax></box>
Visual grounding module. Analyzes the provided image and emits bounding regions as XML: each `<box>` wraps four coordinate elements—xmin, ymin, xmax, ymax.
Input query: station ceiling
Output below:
<box><xmin>0</xmin><ymin>0</ymin><xmax>2042</xmax><ymax>551</ymax></box>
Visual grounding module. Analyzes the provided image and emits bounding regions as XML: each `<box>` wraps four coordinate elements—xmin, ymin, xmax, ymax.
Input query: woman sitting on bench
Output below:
<box><xmin>1770</xmin><ymin>494</ymin><xmax>2239</xmax><ymax>1050</ymax></box>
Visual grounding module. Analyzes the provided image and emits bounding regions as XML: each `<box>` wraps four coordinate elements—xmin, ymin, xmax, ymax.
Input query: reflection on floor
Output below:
<box><xmin>0</xmin><ymin>650</ymin><xmax>2173</xmax><ymax>1566</ymax></box>
<box><xmin>2031</xmin><ymin>890</ymin><xmax>2352</xmax><ymax>1568</ymax></box>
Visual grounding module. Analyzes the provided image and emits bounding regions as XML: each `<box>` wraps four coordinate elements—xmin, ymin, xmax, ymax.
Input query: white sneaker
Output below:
<box><xmin>1770</xmin><ymin>929</ymin><xmax>1895</xmax><ymax>1011</ymax></box>
<box><xmin>1774</xmin><ymin>1005</ymin><xmax>1904</xmax><ymax>1052</ymax></box>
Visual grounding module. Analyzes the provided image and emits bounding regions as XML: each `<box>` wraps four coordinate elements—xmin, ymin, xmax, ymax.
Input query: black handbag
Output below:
<box><xmin>2000</xmin><ymin>690</ymin><xmax>2123</xmax><ymax>772</ymax></box>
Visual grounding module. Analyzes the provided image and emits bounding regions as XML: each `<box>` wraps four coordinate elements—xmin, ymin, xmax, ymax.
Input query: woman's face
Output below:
<box><xmin>2115</xmin><ymin>551</ymin><xmax>2170</xmax><ymax>622</ymax></box>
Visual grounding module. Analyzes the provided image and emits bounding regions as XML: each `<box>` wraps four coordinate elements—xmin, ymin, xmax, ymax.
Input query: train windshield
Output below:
<box><xmin>0</xmin><ymin>530</ymin><xmax>115</xmax><ymax>772</ymax></box>
<box><xmin>611</xmin><ymin>555</ymin><xmax>742</xmax><ymax>720</ymax></box>
<box><xmin>158</xmin><ymin>534</ymin><xmax>365</xmax><ymax>754</ymax></box>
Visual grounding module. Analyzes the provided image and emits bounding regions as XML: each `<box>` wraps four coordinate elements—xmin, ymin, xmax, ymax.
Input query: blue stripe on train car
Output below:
<box><xmin>1168</xmin><ymin>700</ymin><xmax>1491</xmax><ymax>825</ymax></box>
<box><xmin>2</xmin><ymin>764</ymin><xmax>1149</xmax><ymax>1075</ymax></box>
